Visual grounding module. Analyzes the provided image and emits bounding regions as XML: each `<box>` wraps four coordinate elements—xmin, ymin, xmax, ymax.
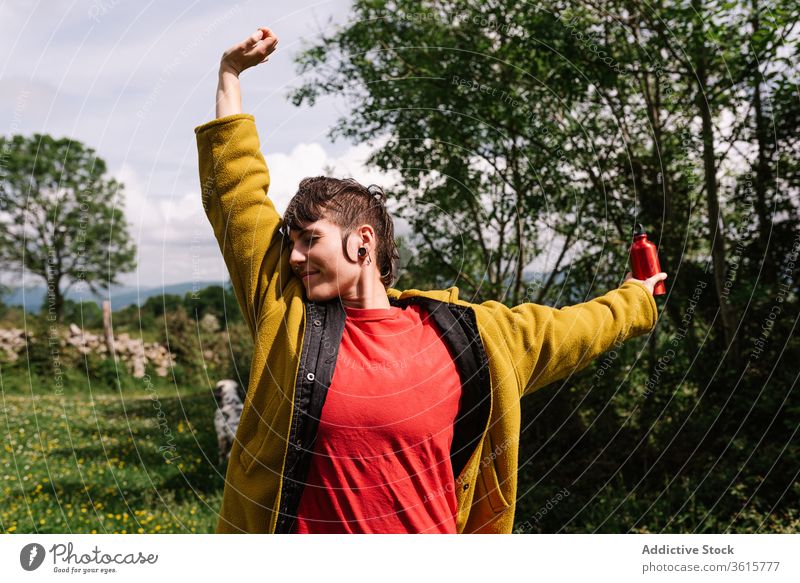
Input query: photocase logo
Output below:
<box><xmin>20</xmin><ymin>543</ymin><xmax>46</xmax><ymax>571</ymax></box>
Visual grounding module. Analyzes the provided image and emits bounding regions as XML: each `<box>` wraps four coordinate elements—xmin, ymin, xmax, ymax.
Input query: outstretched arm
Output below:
<box><xmin>481</xmin><ymin>273</ymin><xmax>667</xmax><ymax>399</ymax></box>
<box><xmin>195</xmin><ymin>28</ymin><xmax>285</xmax><ymax>336</ymax></box>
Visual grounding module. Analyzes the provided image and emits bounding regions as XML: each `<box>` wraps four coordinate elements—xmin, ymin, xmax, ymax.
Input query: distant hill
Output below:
<box><xmin>1</xmin><ymin>281</ymin><xmax>226</xmax><ymax>312</ymax></box>
<box><xmin>1</xmin><ymin>270</ymin><xmax>566</xmax><ymax>313</ymax></box>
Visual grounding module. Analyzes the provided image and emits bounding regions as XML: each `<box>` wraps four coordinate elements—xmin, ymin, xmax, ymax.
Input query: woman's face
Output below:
<box><xmin>287</xmin><ymin>217</ymin><xmax>361</xmax><ymax>302</ymax></box>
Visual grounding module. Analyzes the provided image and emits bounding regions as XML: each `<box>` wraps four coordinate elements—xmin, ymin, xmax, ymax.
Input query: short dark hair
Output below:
<box><xmin>280</xmin><ymin>176</ymin><xmax>400</xmax><ymax>288</ymax></box>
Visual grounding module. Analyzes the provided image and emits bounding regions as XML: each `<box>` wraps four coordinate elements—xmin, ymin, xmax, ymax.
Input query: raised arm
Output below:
<box><xmin>194</xmin><ymin>28</ymin><xmax>283</xmax><ymax>336</ymax></box>
<box><xmin>216</xmin><ymin>27</ymin><xmax>278</xmax><ymax>117</ymax></box>
<box><xmin>480</xmin><ymin>273</ymin><xmax>666</xmax><ymax>399</ymax></box>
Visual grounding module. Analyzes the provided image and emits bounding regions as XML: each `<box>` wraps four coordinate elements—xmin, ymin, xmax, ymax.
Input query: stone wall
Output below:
<box><xmin>0</xmin><ymin>325</ymin><xmax>176</xmax><ymax>378</ymax></box>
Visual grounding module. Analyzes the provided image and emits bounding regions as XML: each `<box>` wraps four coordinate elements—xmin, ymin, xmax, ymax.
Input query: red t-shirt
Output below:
<box><xmin>293</xmin><ymin>303</ymin><xmax>463</xmax><ymax>533</ymax></box>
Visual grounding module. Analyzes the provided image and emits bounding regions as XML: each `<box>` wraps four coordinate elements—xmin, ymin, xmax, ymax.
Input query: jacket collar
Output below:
<box><xmin>385</xmin><ymin>286</ymin><xmax>462</xmax><ymax>304</ymax></box>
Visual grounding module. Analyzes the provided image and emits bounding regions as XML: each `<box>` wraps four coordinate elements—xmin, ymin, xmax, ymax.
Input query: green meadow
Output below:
<box><xmin>0</xmin><ymin>293</ymin><xmax>250</xmax><ymax>534</ymax></box>
<box><xmin>1</xmin><ymin>369</ymin><xmax>226</xmax><ymax>534</ymax></box>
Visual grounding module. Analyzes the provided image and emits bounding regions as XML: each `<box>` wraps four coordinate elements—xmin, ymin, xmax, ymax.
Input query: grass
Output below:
<box><xmin>1</xmin><ymin>368</ymin><xmax>225</xmax><ymax>534</ymax></box>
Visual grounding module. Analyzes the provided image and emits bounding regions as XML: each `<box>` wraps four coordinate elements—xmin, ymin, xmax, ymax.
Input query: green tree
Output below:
<box><xmin>291</xmin><ymin>0</ymin><xmax>600</xmax><ymax>304</ymax></box>
<box><xmin>290</xmin><ymin>0</ymin><xmax>800</xmax><ymax>533</ymax></box>
<box><xmin>183</xmin><ymin>283</ymin><xmax>242</xmax><ymax>324</ymax></box>
<box><xmin>142</xmin><ymin>293</ymin><xmax>183</xmax><ymax>318</ymax></box>
<box><xmin>61</xmin><ymin>298</ymin><xmax>103</xmax><ymax>329</ymax></box>
<box><xmin>0</xmin><ymin>134</ymin><xmax>137</xmax><ymax>322</ymax></box>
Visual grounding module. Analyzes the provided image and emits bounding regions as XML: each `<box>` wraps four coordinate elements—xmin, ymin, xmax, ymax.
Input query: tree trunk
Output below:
<box><xmin>512</xmin><ymin>211</ymin><xmax>524</xmax><ymax>306</ymax></box>
<box><xmin>697</xmin><ymin>62</ymin><xmax>737</xmax><ymax>357</ymax></box>
<box><xmin>45</xmin><ymin>275</ymin><xmax>65</xmax><ymax>324</ymax></box>
<box><xmin>751</xmin><ymin>2</ymin><xmax>773</xmax><ymax>278</ymax></box>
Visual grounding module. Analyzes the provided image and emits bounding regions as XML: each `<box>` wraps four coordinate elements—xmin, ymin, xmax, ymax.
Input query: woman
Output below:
<box><xmin>196</xmin><ymin>28</ymin><xmax>668</xmax><ymax>534</ymax></box>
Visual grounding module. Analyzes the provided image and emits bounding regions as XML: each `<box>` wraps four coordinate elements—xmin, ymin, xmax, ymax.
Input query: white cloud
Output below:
<box><xmin>0</xmin><ymin>0</ymin><xmax>400</xmax><ymax>289</ymax></box>
<box><xmin>265</xmin><ymin>137</ymin><xmax>401</xmax><ymax>213</ymax></box>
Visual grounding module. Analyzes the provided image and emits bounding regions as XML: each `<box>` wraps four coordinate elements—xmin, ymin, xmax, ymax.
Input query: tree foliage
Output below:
<box><xmin>291</xmin><ymin>0</ymin><xmax>800</xmax><ymax>532</ymax></box>
<box><xmin>0</xmin><ymin>134</ymin><xmax>137</xmax><ymax>322</ymax></box>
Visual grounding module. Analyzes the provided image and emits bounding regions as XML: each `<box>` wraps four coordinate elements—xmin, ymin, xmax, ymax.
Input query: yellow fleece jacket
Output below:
<box><xmin>195</xmin><ymin>113</ymin><xmax>659</xmax><ymax>533</ymax></box>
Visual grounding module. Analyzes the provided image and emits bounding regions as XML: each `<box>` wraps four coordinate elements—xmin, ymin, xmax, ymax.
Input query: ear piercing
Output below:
<box><xmin>358</xmin><ymin>246</ymin><xmax>372</xmax><ymax>266</ymax></box>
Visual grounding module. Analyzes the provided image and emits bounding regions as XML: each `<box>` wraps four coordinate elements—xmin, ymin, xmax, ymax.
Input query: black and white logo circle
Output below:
<box><xmin>20</xmin><ymin>543</ymin><xmax>46</xmax><ymax>571</ymax></box>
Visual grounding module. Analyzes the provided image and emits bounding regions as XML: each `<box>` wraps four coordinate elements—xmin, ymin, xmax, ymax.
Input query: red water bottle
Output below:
<box><xmin>630</xmin><ymin>223</ymin><xmax>666</xmax><ymax>296</ymax></box>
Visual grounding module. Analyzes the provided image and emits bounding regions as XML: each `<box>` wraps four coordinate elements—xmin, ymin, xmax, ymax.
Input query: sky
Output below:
<box><xmin>0</xmin><ymin>0</ymin><xmax>399</xmax><ymax>290</ymax></box>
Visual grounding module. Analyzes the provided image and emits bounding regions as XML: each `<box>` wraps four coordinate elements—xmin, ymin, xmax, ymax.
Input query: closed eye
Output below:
<box><xmin>287</xmin><ymin>236</ymin><xmax>314</xmax><ymax>249</ymax></box>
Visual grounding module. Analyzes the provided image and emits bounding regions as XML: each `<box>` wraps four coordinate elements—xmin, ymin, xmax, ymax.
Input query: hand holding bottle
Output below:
<box><xmin>624</xmin><ymin>271</ymin><xmax>668</xmax><ymax>296</ymax></box>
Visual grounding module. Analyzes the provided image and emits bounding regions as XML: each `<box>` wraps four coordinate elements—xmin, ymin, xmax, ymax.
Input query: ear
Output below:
<box><xmin>359</xmin><ymin>224</ymin><xmax>376</xmax><ymax>246</ymax></box>
<box><xmin>343</xmin><ymin>224</ymin><xmax>376</xmax><ymax>263</ymax></box>
<box><xmin>343</xmin><ymin>230</ymin><xmax>360</xmax><ymax>263</ymax></box>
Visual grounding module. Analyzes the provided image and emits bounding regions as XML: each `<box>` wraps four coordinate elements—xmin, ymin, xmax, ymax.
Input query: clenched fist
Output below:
<box><xmin>220</xmin><ymin>27</ymin><xmax>279</xmax><ymax>75</ymax></box>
